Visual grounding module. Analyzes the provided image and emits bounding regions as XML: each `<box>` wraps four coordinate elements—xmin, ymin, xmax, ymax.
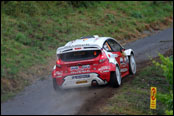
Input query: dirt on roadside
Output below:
<box><xmin>76</xmin><ymin>48</ymin><xmax>173</xmax><ymax>115</ymax></box>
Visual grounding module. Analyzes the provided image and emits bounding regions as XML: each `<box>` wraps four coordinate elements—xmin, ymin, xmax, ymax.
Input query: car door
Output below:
<box><xmin>107</xmin><ymin>39</ymin><xmax>128</xmax><ymax>75</ymax></box>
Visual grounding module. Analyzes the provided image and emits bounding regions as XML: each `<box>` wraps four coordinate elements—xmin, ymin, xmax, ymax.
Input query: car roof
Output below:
<box><xmin>56</xmin><ymin>36</ymin><xmax>124</xmax><ymax>54</ymax></box>
<box><xmin>65</xmin><ymin>36</ymin><xmax>111</xmax><ymax>48</ymax></box>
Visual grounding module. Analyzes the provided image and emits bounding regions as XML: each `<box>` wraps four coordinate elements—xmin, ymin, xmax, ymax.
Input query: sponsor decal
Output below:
<box><xmin>120</xmin><ymin>68</ymin><xmax>128</xmax><ymax>72</ymax></box>
<box><xmin>121</xmin><ymin>63</ymin><xmax>127</xmax><ymax>67</ymax></box>
<box><xmin>71</xmin><ymin>66</ymin><xmax>79</xmax><ymax>70</ymax></box>
<box><xmin>103</xmin><ymin>70</ymin><xmax>109</xmax><ymax>72</ymax></box>
<box><xmin>55</xmin><ymin>71</ymin><xmax>63</xmax><ymax>78</ymax></box>
<box><xmin>74</xmin><ymin>47</ymin><xmax>82</xmax><ymax>50</ymax></box>
<box><xmin>120</xmin><ymin>58</ymin><xmax>123</xmax><ymax>63</ymax></box>
<box><xmin>71</xmin><ymin>70</ymin><xmax>90</xmax><ymax>74</ymax></box>
<box><xmin>82</xmin><ymin>65</ymin><xmax>90</xmax><ymax>69</ymax></box>
<box><xmin>120</xmin><ymin>57</ymin><xmax>129</xmax><ymax>64</ymax></box>
<box><xmin>72</xmin><ymin>75</ymin><xmax>90</xmax><ymax>79</ymax></box>
<box><xmin>98</xmin><ymin>66</ymin><xmax>110</xmax><ymax>71</ymax></box>
<box><xmin>71</xmin><ymin>65</ymin><xmax>90</xmax><ymax>71</ymax></box>
<box><xmin>56</xmin><ymin>71</ymin><xmax>63</xmax><ymax>75</ymax></box>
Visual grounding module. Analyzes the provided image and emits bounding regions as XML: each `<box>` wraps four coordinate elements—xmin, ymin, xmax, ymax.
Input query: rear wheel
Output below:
<box><xmin>110</xmin><ymin>65</ymin><xmax>121</xmax><ymax>88</ymax></box>
<box><xmin>53</xmin><ymin>78</ymin><xmax>60</xmax><ymax>91</ymax></box>
<box><xmin>129</xmin><ymin>54</ymin><xmax>136</xmax><ymax>75</ymax></box>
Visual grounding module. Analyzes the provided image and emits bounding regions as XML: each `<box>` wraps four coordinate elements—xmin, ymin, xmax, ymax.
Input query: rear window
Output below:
<box><xmin>59</xmin><ymin>50</ymin><xmax>101</xmax><ymax>62</ymax></box>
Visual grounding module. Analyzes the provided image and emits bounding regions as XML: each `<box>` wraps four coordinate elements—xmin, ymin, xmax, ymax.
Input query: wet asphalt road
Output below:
<box><xmin>125</xmin><ymin>27</ymin><xmax>173</xmax><ymax>63</ymax></box>
<box><xmin>1</xmin><ymin>27</ymin><xmax>173</xmax><ymax>115</ymax></box>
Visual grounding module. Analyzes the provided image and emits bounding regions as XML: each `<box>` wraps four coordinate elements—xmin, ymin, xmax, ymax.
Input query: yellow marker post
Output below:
<box><xmin>150</xmin><ymin>87</ymin><xmax>157</xmax><ymax>109</ymax></box>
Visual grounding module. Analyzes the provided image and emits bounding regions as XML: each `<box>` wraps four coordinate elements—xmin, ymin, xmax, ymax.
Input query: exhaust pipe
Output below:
<box><xmin>91</xmin><ymin>80</ymin><xmax>98</xmax><ymax>86</ymax></box>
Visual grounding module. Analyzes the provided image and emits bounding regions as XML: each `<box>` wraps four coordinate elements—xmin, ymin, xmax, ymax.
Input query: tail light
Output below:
<box><xmin>99</xmin><ymin>51</ymin><xmax>107</xmax><ymax>63</ymax></box>
<box><xmin>56</xmin><ymin>59</ymin><xmax>61</xmax><ymax>68</ymax></box>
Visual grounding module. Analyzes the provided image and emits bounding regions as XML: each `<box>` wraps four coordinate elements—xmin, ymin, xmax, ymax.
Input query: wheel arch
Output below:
<box><xmin>109</xmin><ymin>60</ymin><xmax>120</xmax><ymax>72</ymax></box>
<box><xmin>124</xmin><ymin>49</ymin><xmax>134</xmax><ymax>56</ymax></box>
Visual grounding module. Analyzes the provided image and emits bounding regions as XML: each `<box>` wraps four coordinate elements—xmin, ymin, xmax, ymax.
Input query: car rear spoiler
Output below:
<box><xmin>57</xmin><ymin>44</ymin><xmax>101</xmax><ymax>54</ymax></box>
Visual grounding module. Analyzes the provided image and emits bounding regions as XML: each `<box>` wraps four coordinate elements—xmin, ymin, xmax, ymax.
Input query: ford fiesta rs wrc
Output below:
<box><xmin>52</xmin><ymin>35</ymin><xmax>136</xmax><ymax>90</ymax></box>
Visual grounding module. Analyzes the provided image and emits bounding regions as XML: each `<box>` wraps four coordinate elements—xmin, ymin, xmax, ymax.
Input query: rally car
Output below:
<box><xmin>52</xmin><ymin>35</ymin><xmax>136</xmax><ymax>90</ymax></box>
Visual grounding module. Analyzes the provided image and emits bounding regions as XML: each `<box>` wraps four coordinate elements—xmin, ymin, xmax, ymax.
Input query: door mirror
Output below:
<box><xmin>120</xmin><ymin>47</ymin><xmax>125</xmax><ymax>53</ymax></box>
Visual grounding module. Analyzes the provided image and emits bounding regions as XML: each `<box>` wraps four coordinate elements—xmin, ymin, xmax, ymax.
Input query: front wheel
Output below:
<box><xmin>129</xmin><ymin>54</ymin><xmax>136</xmax><ymax>75</ymax></box>
<box><xmin>110</xmin><ymin>65</ymin><xmax>122</xmax><ymax>88</ymax></box>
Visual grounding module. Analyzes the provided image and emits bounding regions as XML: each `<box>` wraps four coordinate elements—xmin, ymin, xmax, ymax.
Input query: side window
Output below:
<box><xmin>107</xmin><ymin>39</ymin><xmax>121</xmax><ymax>52</ymax></box>
<box><xmin>103</xmin><ymin>41</ymin><xmax>112</xmax><ymax>52</ymax></box>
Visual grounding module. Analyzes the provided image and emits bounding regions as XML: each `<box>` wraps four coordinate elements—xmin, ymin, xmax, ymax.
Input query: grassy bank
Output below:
<box><xmin>1</xmin><ymin>1</ymin><xmax>173</xmax><ymax>102</ymax></box>
<box><xmin>101</xmin><ymin>57</ymin><xmax>173</xmax><ymax>115</ymax></box>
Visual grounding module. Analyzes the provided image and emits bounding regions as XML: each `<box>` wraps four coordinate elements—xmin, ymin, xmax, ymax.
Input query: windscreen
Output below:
<box><xmin>59</xmin><ymin>50</ymin><xmax>101</xmax><ymax>62</ymax></box>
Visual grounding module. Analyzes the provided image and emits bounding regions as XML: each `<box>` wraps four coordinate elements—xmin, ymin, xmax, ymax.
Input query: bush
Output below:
<box><xmin>153</xmin><ymin>54</ymin><xmax>173</xmax><ymax>89</ymax></box>
<box><xmin>153</xmin><ymin>54</ymin><xmax>173</xmax><ymax>115</ymax></box>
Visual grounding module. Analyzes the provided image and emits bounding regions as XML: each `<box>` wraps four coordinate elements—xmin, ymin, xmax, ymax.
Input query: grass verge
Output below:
<box><xmin>101</xmin><ymin>59</ymin><xmax>172</xmax><ymax>115</ymax></box>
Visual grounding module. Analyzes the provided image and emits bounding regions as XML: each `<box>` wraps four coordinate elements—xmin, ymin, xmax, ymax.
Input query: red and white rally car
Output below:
<box><xmin>52</xmin><ymin>35</ymin><xmax>136</xmax><ymax>90</ymax></box>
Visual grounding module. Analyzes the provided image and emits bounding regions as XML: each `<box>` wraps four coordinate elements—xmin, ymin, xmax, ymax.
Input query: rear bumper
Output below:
<box><xmin>57</xmin><ymin>73</ymin><xmax>108</xmax><ymax>89</ymax></box>
<box><xmin>52</xmin><ymin>62</ymin><xmax>116</xmax><ymax>88</ymax></box>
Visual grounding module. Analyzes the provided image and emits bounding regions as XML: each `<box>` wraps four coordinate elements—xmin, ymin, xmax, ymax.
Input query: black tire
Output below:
<box><xmin>53</xmin><ymin>78</ymin><xmax>60</xmax><ymax>91</ymax></box>
<box><xmin>129</xmin><ymin>54</ymin><xmax>136</xmax><ymax>75</ymax></box>
<box><xmin>109</xmin><ymin>65</ymin><xmax>122</xmax><ymax>88</ymax></box>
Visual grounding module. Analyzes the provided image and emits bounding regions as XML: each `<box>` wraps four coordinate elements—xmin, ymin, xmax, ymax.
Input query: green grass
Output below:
<box><xmin>1</xmin><ymin>92</ymin><xmax>17</xmax><ymax>102</ymax></box>
<box><xmin>1</xmin><ymin>1</ymin><xmax>173</xmax><ymax>102</ymax></box>
<box><xmin>101</xmin><ymin>65</ymin><xmax>171</xmax><ymax>115</ymax></box>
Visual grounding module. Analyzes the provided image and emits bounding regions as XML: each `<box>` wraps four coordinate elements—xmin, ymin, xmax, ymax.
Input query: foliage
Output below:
<box><xmin>152</xmin><ymin>54</ymin><xmax>173</xmax><ymax>115</ymax></box>
<box><xmin>152</xmin><ymin>54</ymin><xmax>173</xmax><ymax>89</ymax></box>
<box><xmin>165</xmin><ymin>110</ymin><xmax>173</xmax><ymax>115</ymax></box>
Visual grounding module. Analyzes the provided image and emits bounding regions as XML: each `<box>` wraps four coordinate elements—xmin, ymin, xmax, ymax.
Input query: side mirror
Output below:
<box><xmin>120</xmin><ymin>47</ymin><xmax>125</xmax><ymax>53</ymax></box>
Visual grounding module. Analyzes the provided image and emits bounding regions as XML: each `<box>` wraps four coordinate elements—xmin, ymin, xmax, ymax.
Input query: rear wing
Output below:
<box><xmin>57</xmin><ymin>44</ymin><xmax>101</xmax><ymax>54</ymax></box>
